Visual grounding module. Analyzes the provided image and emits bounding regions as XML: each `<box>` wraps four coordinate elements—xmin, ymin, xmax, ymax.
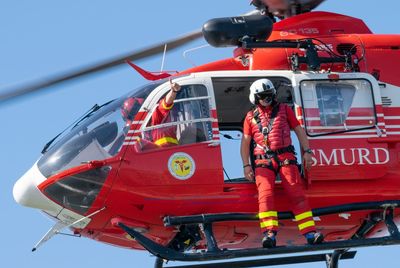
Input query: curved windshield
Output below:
<box><xmin>44</xmin><ymin>166</ymin><xmax>111</xmax><ymax>215</ymax></box>
<box><xmin>38</xmin><ymin>82</ymin><xmax>160</xmax><ymax>178</ymax></box>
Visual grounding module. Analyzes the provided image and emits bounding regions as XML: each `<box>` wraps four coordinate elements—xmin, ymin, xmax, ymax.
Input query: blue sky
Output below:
<box><xmin>1</xmin><ymin>1</ymin><xmax>400</xmax><ymax>267</ymax></box>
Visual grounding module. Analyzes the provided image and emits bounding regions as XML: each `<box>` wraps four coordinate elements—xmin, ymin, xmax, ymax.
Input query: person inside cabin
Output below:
<box><xmin>121</xmin><ymin>97</ymin><xmax>144</xmax><ymax>127</ymax></box>
<box><xmin>240</xmin><ymin>78</ymin><xmax>324</xmax><ymax>248</ymax></box>
<box><xmin>150</xmin><ymin>79</ymin><xmax>182</xmax><ymax>147</ymax></box>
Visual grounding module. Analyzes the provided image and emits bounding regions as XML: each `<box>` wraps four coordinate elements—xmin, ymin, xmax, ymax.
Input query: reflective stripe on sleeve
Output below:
<box><xmin>162</xmin><ymin>99</ymin><xmax>174</xmax><ymax>110</ymax></box>
<box><xmin>154</xmin><ymin>137</ymin><xmax>178</xmax><ymax>146</ymax></box>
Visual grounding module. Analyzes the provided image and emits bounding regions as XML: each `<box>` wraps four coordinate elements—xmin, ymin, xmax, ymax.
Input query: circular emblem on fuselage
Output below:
<box><xmin>168</xmin><ymin>152</ymin><xmax>196</xmax><ymax>180</ymax></box>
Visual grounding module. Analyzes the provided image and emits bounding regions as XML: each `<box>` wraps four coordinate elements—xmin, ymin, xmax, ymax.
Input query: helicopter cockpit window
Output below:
<box><xmin>138</xmin><ymin>84</ymin><xmax>213</xmax><ymax>151</ymax></box>
<box><xmin>300</xmin><ymin>79</ymin><xmax>376</xmax><ymax>136</ymax></box>
<box><xmin>43</xmin><ymin>166</ymin><xmax>111</xmax><ymax>215</ymax></box>
<box><xmin>38</xmin><ymin>82</ymin><xmax>157</xmax><ymax>178</ymax></box>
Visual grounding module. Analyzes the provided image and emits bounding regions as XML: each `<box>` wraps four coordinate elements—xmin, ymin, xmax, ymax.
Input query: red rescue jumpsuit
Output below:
<box><xmin>151</xmin><ymin>98</ymin><xmax>178</xmax><ymax>147</ymax></box>
<box><xmin>243</xmin><ymin>103</ymin><xmax>317</xmax><ymax>235</ymax></box>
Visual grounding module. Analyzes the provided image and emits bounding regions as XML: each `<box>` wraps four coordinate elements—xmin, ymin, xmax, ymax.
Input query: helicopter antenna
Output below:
<box><xmin>31</xmin><ymin>207</ymin><xmax>106</xmax><ymax>252</ymax></box>
<box><xmin>160</xmin><ymin>44</ymin><xmax>167</xmax><ymax>72</ymax></box>
<box><xmin>183</xmin><ymin>44</ymin><xmax>210</xmax><ymax>67</ymax></box>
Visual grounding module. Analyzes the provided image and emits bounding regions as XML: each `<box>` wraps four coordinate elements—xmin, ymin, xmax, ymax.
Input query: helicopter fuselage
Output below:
<box><xmin>13</xmin><ymin>11</ymin><xmax>400</xmax><ymax>253</ymax></box>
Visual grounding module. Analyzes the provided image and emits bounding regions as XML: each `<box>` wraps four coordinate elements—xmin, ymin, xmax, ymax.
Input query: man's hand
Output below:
<box><xmin>244</xmin><ymin>166</ymin><xmax>255</xmax><ymax>181</ymax></box>
<box><xmin>164</xmin><ymin>79</ymin><xmax>181</xmax><ymax>106</ymax></box>
<box><xmin>170</xmin><ymin>79</ymin><xmax>181</xmax><ymax>92</ymax></box>
<box><xmin>303</xmin><ymin>152</ymin><xmax>313</xmax><ymax>171</ymax></box>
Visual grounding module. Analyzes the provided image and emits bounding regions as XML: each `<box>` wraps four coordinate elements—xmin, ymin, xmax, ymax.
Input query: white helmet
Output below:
<box><xmin>249</xmin><ymin>78</ymin><xmax>276</xmax><ymax>104</ymax></box>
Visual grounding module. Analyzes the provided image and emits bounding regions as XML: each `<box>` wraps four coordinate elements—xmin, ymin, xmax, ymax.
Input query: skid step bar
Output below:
<box><xmin>118</xmin><ymin>222</ymin><xmax>400</xmax><ymax>262</ymax></box>
<box><xmin>164</xmin><ymin>200</ymin><xmax>400</xmax><ymax>226</ymax></box>
<box><xmin>118</xmin><ymin>200</ymin><xmax>400</xmax><ymax>267</ymax></box>
<box><xmin>165</xmin><ymin>251</ymin><xmax>356</xmax><ymax>268</ymax></box>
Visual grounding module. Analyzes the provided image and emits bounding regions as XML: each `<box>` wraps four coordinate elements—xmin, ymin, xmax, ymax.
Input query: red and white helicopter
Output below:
<box><xmin>6</xmin><ymin>0</ymin><xmax>400</xmax><ymax>267</ymax></box>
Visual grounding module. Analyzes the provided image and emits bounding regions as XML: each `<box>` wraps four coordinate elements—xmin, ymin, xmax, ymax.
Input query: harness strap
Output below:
<box><xmin>255</xmin><ymin>161</ymin><xmax>276</xmax><ymax>174</ymax></box>
<box><xmin>280</xmin><ymin>159</ymin><xmax>298</xmax><ymax>166</ymax></box>
<box><xmin>255</xmin><ymin>145</ymin><xmax>296</xmax><ymax>157</ymax></box>
<box><xmin>253</xmin><ymin>103</ymin><xmax>280</xmax><ymax>150</ymax></box>
<box><xmin>255</xmin><ymin>158</ymin><xmax>298</xmax><ymax>173</ymax></box>
<box><xmin>254</xmin><ymin>145</ymin><xmax>298</xmax><ymax>173</ymax></box>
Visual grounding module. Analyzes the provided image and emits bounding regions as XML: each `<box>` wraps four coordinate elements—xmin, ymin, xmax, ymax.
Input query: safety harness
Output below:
<box><xmin>253</xmin><ymin>104</ymin><xmax>297</xmax><ymax>173</ymax></box>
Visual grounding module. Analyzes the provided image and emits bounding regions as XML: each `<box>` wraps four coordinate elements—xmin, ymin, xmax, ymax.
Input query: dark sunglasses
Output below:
<box><xmin>256</xmin><ymin>92</ymin><xmax>273</xmax><ymax>101</ymax></box>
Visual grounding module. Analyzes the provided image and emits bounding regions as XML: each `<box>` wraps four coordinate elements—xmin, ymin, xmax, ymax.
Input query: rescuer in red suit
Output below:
<box><xmin>150</xmin><ymin>79</ymin><xmax>182</xmax><ymax>147</ymax></box>
<box><xmin>240</xmin><ymin>78</ymin><xmax>324</xmax><ymax>248</ymax></box>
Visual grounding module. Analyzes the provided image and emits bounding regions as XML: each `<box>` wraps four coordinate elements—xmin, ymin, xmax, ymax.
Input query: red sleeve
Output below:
<box><xmin>286</xmin><ymin>105</ymin><xmax>300</xmax><ymax>129</ymax></box>
<box><xmin>151</xmin><ymin>98</ymin><xmax>173</xmax><ymax>125</ymax></box>
<box><xmin>243</xmin><ymin>112</ymin><xmax>253</xmax><ymax>136</ymax></box>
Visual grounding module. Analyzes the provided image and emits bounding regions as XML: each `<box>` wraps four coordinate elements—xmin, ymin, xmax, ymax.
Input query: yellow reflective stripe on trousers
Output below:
<box><xmin>295</xmin><ymin>211</ymin><xmax>313</xmax><ymax>221</ymax></box>
<box><xmin>154</xmin><ymin>137</ymin><xmax>178</xmax><ymax>146</ymax></box>
<box><xmin>260</xmin><ymin>220</ymin><xmax>279</xmax><ymax>228</ymax></box>
<box><xmin>298</xmin><ymin>220</ymin><xmax>315</xmax><ymax>230</ymax></box>
<box><xmin>258</xmin><ymin>211</ymin><xmax>278</xmax><ymax>219</ymax></box>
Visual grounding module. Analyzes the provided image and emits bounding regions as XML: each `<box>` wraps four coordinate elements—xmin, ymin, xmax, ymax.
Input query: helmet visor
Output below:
<box><xmin>256</xmin><ymin>92</ymin><xmax>274</xmax><ymax>102</ymax></box>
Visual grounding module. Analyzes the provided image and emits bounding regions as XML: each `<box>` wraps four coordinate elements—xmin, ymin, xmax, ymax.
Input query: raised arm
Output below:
<box><xmin>164</xmin><ymin>79</ymin><xmax>181</xmax><ymax>106</ymax></box>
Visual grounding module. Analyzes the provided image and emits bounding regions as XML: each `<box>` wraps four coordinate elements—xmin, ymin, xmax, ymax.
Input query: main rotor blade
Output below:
<box><xmin>0</xmin><ymin>30</ymin><xmax>202</xmax><ymax>104</ymax></box>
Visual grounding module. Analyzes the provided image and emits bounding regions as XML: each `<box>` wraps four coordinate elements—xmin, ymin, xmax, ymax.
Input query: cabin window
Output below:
<box><xmin>138</xmin><ymin>84</ymin><xmax>213</xmax><ymax>151</ymax></box>
<box><xmin>43</xmin><ymin>166</ymin><xmax>111</xmax><ymax>215</ymax></box>
<box><xmin>300</xmin><ymin>79</ymin><xmax>376</xmax><ymax>136</ymax></box>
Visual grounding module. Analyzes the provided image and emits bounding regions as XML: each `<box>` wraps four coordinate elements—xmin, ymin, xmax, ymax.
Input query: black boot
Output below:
<box><xmin>305</xmin><ymin>232</ymin><xmax>324</xmax><ymax>245</ymax></box>
<box><xmin>262</xmin><ymin>231</ymin><xmax>277</xmax><ymax>248</ymax></box>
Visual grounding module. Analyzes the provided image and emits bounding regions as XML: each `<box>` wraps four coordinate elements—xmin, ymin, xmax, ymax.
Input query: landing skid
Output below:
<box><xmin>153</xmin><ymin>251</ymin><xmax>356</xmax><ymax>268</ymax></box>
<box><xmin>118</xmin><ymin>200</ymin><xmax>400</xmax><ymax>268</ymax></box>
<box><xmin>119</xmin><ymin>222</ymin><xmax>399</xmax><ymax>268</ymax></box>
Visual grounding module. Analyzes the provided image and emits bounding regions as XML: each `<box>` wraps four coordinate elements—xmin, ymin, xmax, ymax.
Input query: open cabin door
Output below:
<box><xmin>295</xmin><ymin>73</ymin><xmax>388</xmax><ymax>182</ymax></box>
<box><xmin>211</xmin><ymin>74</ymin><xmax>296</xmax><ymax>182</ymax></box>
